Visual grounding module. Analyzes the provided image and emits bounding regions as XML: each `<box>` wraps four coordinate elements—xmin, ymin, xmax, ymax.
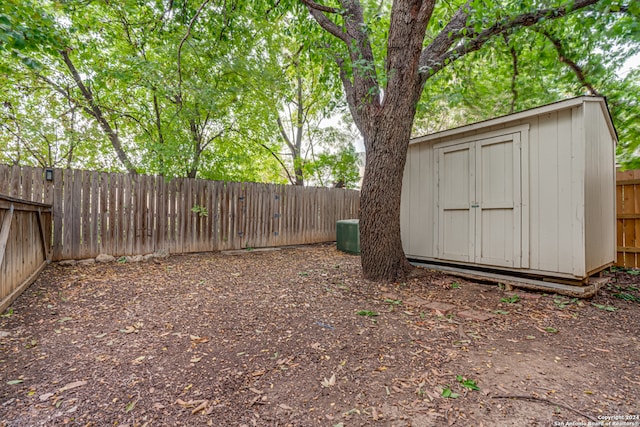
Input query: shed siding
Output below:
<box><xmin>570</xmin><ymin>106</ymin><xmax>587</xmax><ymax>277</ymax></box>
<box><xmin>533</xmin><ymin>109</ymin><xmax>576</xmax><ymax>274</ymax></box>
<box><xmin>402</xmin><ymin>142</ymin><xmax>435</xmax><ymax>257</ymax></box>
<box><xmin>584</xmin><ymin>101</ymin><xmax>616</xmax><ymax>273</ymax></box>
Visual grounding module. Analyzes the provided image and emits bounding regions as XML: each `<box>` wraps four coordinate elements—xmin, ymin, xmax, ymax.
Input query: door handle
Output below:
<box><xmin>471</xmin><ymin>204</ymin><xmax>479</xmax><ymax>208</ymax></box>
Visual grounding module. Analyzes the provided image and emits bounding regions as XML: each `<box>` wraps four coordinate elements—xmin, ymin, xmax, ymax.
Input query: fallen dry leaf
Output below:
<box><xmin>132</xmin><ymin>356</ymin><xmax>146</xmax><ymax>364</ymax></box>
<box><xmin>39</xmin><ymin>392</ymin><xmax>54</xmax><ymax>401</ymax></box>
<box><xmin>321</xmin><ymin>373</ymin><xmax>336</xmax><ymax>388</ymax></box>
<box><xmin>58</xmin><ymin>381</ymin><xmax>87</xmax><ymax>393</ymax></box>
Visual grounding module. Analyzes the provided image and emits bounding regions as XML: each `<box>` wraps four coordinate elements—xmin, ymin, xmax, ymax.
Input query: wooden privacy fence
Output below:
<box><xmin>617</xmin><ymin>170</ymin><xmax>640</xmax><ymax>268</ymax></box>
<box><xmin>0</xmin><ymin>194</ymin><xmax>52</xmax><ymax>312</ymax></box>
<box><xmin>0</xmin><ymin>164</ymin><xmax>360</xmax><ymax>261</ymax></box>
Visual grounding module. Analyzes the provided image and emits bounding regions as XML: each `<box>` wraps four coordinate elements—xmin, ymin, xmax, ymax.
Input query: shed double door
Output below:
<box><xmin>436</xmin><ymin>133</ymin><xmax>523</xmax><ymax>268</ymax></box>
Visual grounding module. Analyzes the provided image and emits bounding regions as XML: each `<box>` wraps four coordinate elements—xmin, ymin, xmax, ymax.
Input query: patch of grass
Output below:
<box><xmin>612</xmin><ymin>292</ymin><xmax>640</xmax><ymax>302</ymax></box>
<box><xmin>384</xmin><ymin>298</ymin><xmax>402</xmax><ymax>305</ymax></box>
<box><xmin>553</xmin><ymin>297</ymin><xmax>579</xmax><ymax>309</ymax></box>
<box><xmin>356</xmin><ymin>310</ymin><xmax>378</xmax><ymax>317</ymax></box>
<box><xmin>544</xmin><ymin>327</ymin><xmax>559</xmax><ymax>333</ymax></box>
<box><xmin>493</xmin><ymin>310</ymin><xmax>509</xmax><ymax>315</ymax></box>
<box><xmin>450</xmin><ymin>282</ymin><xmax>461</xmax><ymax>289</ymax></box>
<box><xmin>500</xmin><ymin>295</ymin><xmax>520</xmax><ymax>304</ymax></box>
<box><xmin>592</xmin><ymin>303</ymin><xmax>618</xmax><ymax>312</ymax></box>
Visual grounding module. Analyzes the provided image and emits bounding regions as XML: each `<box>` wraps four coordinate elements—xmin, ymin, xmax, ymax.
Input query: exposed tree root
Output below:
<box><xmin>491</xmin><ymin>395</ymin><xmax>597</xmax><ymax>422</ymax></box>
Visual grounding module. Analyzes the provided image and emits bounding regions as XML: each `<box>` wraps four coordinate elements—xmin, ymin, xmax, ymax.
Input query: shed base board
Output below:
<box><xmin>410</xmin><ymin>260</ymin><xmax>608</xmax><ymax>298</ymax></box>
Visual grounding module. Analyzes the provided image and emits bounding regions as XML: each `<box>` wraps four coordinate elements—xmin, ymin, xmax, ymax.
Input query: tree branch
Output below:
<box><xmin>59</xmin><ymin>49</ymin><xmax>137</xmax><ymax>174</ymax></box>
<box><xmin>300</xmin><ymin>0</ymin><xmax>341</xmax><ymax>14</ymax></box>
<box><xmin>336</xmin><ymin>56</ymin><xmax>362</xmax><ymax>132</ymax></box>
<box><xmin>276</xmin><ymin>115</ymin><xmax>296</xmax><ymax>153</ymax></box>
<box><xmin>177</xmin><ymin>0</ymin><xmax>211</xmax><ymax>105</ymax></box>
<box><xmin>229</xmin><ymin>127</ymin><xmax>296</xmax><ymax>185</ymax></box>
<box><xmin>422</xmin><ymin>0</ymin><xmax>602</xmax><ymax>79</ymax></box>
<box><xmin>539</xmin><ymin>30</ymin><xmax>600</xmax><ymax>96</ymax></box>
<box><xmin>300</xmin><ymin>0</ymin><xmax>350</xmax><ymax>43</ymax></box>
<box><xmin>503</xmin><ymin>34</ymin><xmax>519</xmax><ymax>113</ymax></box>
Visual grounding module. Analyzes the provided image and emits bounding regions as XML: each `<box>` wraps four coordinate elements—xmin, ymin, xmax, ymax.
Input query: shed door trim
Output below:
<box><xmin>431</xmin><ymin>124</ymin><xmax>530</xmax><ymax>150</ymax></box>
<box><xmin>435</xmin><ymin>130</ymin><xmax>528</xmax><ymax>269</ymax></box>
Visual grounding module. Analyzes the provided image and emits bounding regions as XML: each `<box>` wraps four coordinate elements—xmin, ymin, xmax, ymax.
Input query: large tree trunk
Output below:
<box><xmin>360</xmin><ymin>117</ymin><xmax>415</xmax><ymax>281</ymax></box>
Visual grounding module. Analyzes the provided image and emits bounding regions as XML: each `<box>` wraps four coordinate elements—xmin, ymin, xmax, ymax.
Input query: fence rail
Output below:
<box><xmin>0</xmin><ymin>165</ymin><xmax>360</xmax><ymax>261</ymax></box>
<box><xmin>616</xmin><ymin>170</ymin><xmax>640</xmax><ymax>268</ymax></box>
<box><xmin>0</xmin><ymin>194</ymin><xmax>52</xmax><ymax>312</ymax></box>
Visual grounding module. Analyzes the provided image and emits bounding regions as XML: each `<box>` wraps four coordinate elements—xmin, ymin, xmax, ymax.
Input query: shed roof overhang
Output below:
<box><xmin>410</xmin><ymin>96</ymin><xmax>618</xmax><ymax>146</ymax></box>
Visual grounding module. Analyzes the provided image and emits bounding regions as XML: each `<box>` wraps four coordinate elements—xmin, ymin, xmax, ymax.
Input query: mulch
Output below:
<box><xmin>1</xmin><ymin>244</ymin><xmax>639</xmax><ymax>426</ymax></box>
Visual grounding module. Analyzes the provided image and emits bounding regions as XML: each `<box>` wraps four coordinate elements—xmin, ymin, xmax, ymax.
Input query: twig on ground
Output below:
<box><xmin>491</xmin><ymin>395</ymin><xmax>597</xmax><ymax>422</ymax></box>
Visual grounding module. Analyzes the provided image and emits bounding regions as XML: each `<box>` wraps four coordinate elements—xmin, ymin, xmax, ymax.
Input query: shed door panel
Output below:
<box><xmin>438</xmin><ymin>144</ymin><xmax>474</xmax><ymax>262</ymax></box>
<box><xmin>476</xmin><ymin>135</ymin><xmax>521</xmax><ymax>268</ymax></box>
<box><xmin>436</xmin><ymin>133</ymin><xmax>522</xmax><ymax>268</ymax></box>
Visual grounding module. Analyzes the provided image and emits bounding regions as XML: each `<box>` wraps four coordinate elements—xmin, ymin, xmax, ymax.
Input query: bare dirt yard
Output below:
<box><xmin>1</xmin><ymin>244</ymin><xmax>639</xmax><ymax>427</ymax></box>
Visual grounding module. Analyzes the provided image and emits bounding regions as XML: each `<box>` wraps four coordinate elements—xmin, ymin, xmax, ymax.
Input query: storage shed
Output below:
<box><xmin>400</xmin><ymin>96</ymin><xmax>617</xmax><ymax>286</ymax></box>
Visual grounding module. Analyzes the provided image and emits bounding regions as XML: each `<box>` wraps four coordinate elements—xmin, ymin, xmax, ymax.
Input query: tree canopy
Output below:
<box><xmin>0</xmin><ymin>0</ymin><xmax>360</xmax><ymax>186</ymax></box>
<box><xmin>2</xmin><ymin>0</ymin><xmax>637</xmax><ymax>182</ymax></box>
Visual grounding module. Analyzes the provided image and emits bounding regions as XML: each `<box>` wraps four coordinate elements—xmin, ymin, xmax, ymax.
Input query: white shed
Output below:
<box><xmin>401</xmin><ymin>96</ymin><xmax>617</xmax><ymax>286</ymax></box>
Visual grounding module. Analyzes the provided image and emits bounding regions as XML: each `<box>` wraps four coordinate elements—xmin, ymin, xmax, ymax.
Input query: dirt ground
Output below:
<box><xmin>1</xmin><ymin>244</ymin><xmax>639</xmax><ymax>427</ymax></box>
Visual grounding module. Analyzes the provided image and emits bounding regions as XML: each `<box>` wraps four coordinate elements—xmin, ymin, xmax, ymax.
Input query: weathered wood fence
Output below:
<box><xmin>0</xmin><ymin>194</ymin><xmax>52</xmax><ymax>312</ymax></box>
<box><xmin>617</xmin><ymin>170</ymin><xmax>640</xmax><ymax>268</ymax></box>
<box><xmin>0</xmin><ymin>165</ymin><xmax>360</xmax><ymax>261</ymax></box>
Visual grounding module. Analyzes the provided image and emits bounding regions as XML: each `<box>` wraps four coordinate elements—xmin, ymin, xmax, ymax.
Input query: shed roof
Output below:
<box><xmin>410</xmin><ymin>96</ymin><xmax>618</xmax><ymax>145</ymax></box>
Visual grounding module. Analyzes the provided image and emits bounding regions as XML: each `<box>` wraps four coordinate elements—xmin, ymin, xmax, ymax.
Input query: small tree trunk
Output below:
<box><xmin>359</xmin><ymin>116</ymin><xmax>415</xmax><ymax>282</ymax></box>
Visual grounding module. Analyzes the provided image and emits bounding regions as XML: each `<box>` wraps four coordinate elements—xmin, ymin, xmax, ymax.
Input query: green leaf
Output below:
<box><xmin>7</xmin><ymin>379</ymin><xmax>24</xmax><ymax>385</ymax></box>
<box><xmin>456</xmin><ymin>375</ymin><xmax>480</xmax><ymax>390</ymax></box>
<box><xmin>441</xmin><ymin>386</ymin><xmax>459</xmax><ymax>398</ymax></box>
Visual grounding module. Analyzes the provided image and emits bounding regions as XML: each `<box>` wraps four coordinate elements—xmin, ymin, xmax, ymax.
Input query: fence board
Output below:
<box><xmin>89</xmin><ymin>171</ymin><xmax>98</xmax><ymax>256</ymax></box>
<box><xmin>154</xmin><ymin>176</ymin><xmax>162</xmax><ymax>252</ymax></box>
<box><xmin>0</xmin><ymin>165</ymin><xmax>10</xmax><ymax>195</ymax></box>
<box><xmin>32</xmin><ymin>170</ymin><xmax>43</xmax><ymax>204</ymax></box>
<box><xmin>80</xmin><ymin>170</ymin><xmax>91</xmax><ymax>257</ymax></box>
<box><xmin>617</xmin><ymin>170</ymin><xmax>640</xmax><ymax>268</ymax></box>
<box><xmin>10</xmin><ymin>167</ymin><xmax>21</xmax><ymax>198</ymax></box>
